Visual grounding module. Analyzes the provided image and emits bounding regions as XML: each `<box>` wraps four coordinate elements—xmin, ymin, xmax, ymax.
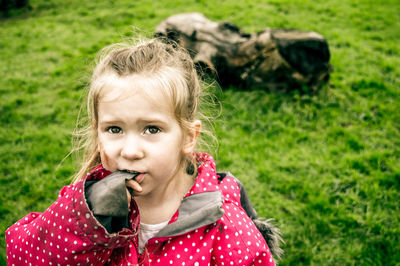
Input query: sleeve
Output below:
<box><xmin>211</xmin><ymin>204</ymin><xmax>276</xmax><ymax>266</ymax></box>
<box><xmin>5</xmin><ymin>179</ymin><xmax>139</xmax><ymax>265</ymax></box>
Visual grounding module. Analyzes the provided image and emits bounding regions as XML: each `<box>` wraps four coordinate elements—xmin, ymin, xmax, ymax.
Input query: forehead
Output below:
<box><xmin>98</xmin><ymin>73</ymin><xmax>174</xmax><ymax>110</ymax></box>
<box><xmin>97</xmin><ymin>78</ymin><xmax>178</xmax><ymax>126</ymax></box>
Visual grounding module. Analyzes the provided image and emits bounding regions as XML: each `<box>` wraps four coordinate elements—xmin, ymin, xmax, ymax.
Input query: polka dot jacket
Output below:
<box><xmin>6</xmin><ymin>153</ymin><xmax>275</xmax><ymax>265</ymax></box>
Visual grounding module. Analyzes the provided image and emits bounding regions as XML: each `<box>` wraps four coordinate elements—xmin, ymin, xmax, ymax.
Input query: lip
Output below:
<box><xmin>119</xmin><ymin>169</ymin><xmax>145</xmax><ymax>183</ymax></box>
<box><xmin>135</xmin><ymin>173</ymin><xmax>145</xmax><ymax>183</ymax></box>
<box><xmin>120</xmin><ymin>169</ymin><xmax>139</xmax><ymax>174</ymax></box>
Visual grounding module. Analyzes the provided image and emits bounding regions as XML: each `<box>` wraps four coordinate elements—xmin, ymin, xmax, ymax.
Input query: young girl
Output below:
<box><xmin>6</xmin><ymin>38</ymin><xmax>280</xmax><ymax>265</ymax></box>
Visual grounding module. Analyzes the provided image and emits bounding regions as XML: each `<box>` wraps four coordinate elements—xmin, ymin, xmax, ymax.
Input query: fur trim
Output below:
<box><xmin>253</xmin><ymin>218</ymin><xmax>284</xmax><ymax>261</ymax></box>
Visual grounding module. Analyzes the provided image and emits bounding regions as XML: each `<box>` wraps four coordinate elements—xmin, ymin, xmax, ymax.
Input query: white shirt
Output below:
<box><xmin>138</xmin><ymin>221</ymin><xmax>169</xmax><ymax>254</ymax></box>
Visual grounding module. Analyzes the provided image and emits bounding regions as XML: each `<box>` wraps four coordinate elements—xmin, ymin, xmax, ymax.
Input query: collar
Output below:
<box><xmin>156</xmin><ymin>153</ymin><xmax>224</xmax><ymax>237</ymax></box>
<box><xmin>86</xmin><ymin>153</ymin><xmax>225</xmax><ymax>237</ymax></box>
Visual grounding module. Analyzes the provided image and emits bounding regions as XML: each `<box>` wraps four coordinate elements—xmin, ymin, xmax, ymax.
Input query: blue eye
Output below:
<box><xmin>107</xmin><ymin>126</ymin><xmax>122</xmax><ymax>134</ymax></box>
<box><xmin>144</xmin><ymin>126</ymin><xmax>160</xmax><ymax>134</ymax></box>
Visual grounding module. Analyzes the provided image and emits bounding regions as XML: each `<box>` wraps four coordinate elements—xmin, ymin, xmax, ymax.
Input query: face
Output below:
<box><xmin>96</xmin><ymin>74</ymin><xmax>199</xmax><ymax>197</ymax></box>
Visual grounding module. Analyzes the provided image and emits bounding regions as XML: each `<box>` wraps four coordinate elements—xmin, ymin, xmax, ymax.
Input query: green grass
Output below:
<box><xmin>1</xmin><ymin>0</ymin><xmax>399</xmax><ymax>264</ymax></box>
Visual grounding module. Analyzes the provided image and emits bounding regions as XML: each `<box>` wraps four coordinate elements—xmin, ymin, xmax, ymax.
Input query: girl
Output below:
<box><xmin>6</xmin><ymin>38</ymin><xmax>281</xmax><ymax>265</ymax></box>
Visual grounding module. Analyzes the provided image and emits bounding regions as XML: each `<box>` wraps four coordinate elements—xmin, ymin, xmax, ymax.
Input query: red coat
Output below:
<box><xmin>6</xmin><ymin>153</ymin><xmax>275</xmax><ymax>265</ymax></box>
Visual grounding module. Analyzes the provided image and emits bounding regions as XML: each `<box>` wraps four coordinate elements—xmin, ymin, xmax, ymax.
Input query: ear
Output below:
<box><xmin>182</xmin><ymin>120</ymin><xmax>202</xmax><ymax>155</ymax></box>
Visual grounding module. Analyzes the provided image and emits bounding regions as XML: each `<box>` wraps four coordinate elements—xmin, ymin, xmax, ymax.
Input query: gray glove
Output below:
<box><xmin>85</xmin><ymin>171</ymin><xmax>138</xmax><ymax>233</ymax></box>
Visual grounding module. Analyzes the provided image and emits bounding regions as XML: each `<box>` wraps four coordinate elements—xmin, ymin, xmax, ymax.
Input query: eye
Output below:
<box><xmin>144</xmin><ymin>126</ymin><xmax>161</xmax><ymax>135</ymax></box>
<box><xmin>107</xmin><ymin>126</ymin><xmax>122</xmax><ymax>134</ymax></box>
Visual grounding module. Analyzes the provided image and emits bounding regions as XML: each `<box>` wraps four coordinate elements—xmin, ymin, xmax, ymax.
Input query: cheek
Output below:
<box><xmin>99</xmin><ymin>142</ymin><xmax>117</xmax><ymax>171</ymax></box>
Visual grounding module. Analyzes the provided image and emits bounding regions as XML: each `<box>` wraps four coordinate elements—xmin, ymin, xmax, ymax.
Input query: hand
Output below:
<box><xmin>125</xmin><ymin>180</ymin><xmax>142</xmax><ymax>208</ymax></box>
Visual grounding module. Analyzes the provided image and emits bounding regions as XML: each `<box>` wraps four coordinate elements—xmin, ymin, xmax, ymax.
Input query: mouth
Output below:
<box><xmin>120</xmin><ymin>169</ymin><xmax>139</xmax><ymax>175</ymax></box>
<box><xmin>119</xmin><ymin>169</ymin><xmax>144</xmax><ymax>183</ymax></box>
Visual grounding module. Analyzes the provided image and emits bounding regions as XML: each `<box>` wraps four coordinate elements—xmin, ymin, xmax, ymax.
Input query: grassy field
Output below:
<box><xmin>1</xmin><ymin>0</ymin><xmax>399</xmax><ymax>264</ymax></box>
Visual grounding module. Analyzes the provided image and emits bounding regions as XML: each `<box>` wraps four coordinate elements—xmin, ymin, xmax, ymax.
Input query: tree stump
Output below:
<box><xmin>155</xmin><ymin>13</ymin><xmax>331</xmax><ymax>92</ymax></box>
<box><xmin>1</xmin><ymin>0</ymin><xmax>29</xmax><ymax>14</ymax></box>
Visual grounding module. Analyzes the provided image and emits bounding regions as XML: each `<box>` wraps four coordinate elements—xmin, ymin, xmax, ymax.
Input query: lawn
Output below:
<box><xmin>1</xmin><ymin>0</ymin><xmax>399</xmax><ymax>264</ymax></box>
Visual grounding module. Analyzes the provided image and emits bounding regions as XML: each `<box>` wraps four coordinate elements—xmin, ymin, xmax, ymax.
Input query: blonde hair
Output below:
<box><xmin>72</xmin><ymin>38</ymin><xmax>214</xmax><ymax>183</ymax></box>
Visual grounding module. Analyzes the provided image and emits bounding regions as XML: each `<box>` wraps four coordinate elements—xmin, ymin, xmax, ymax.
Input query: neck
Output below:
<box><xmin>134</xmin><ymin>169</ymin><xmax>195</xmax><ymax>224</ymax></box>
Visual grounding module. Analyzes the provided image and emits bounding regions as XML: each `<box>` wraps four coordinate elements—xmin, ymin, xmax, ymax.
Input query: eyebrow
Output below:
<box><xmin>137</xmin><ymin>118</ymin><xmax>167</xmax><ymax>124</ymax></box>
<box><xmin>98</xmin><ymin>117</ymin><xmax>169</xmax><ymax>125</ymax></box>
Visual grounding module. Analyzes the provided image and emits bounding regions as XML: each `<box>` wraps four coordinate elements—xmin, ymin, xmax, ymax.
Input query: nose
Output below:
<box><xmin>120</xmin><ymin>134</ymin><xmax>144</xmax><ymax>160</ymax></box>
